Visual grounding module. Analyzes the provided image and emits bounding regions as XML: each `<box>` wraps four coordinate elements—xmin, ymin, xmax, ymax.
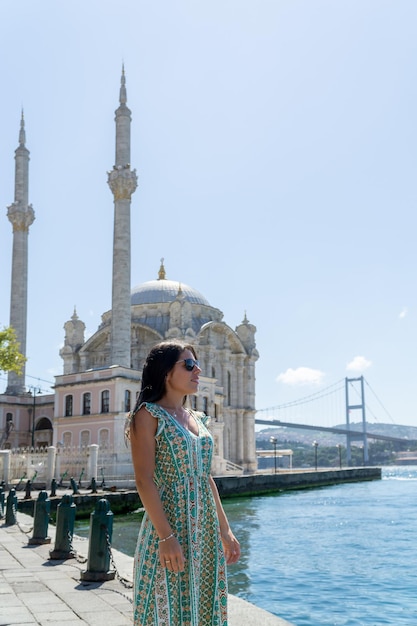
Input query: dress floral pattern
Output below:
<box><xmin>133</xmin><ymin>402</ymin><xmax>228</xmax><ymax>626</ymax></box>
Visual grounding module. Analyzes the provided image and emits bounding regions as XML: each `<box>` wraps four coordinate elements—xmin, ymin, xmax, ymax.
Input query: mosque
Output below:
<box><xmin>0</xmin><ymin>70</ymin><xmax>259</xmax><ymax>475</ymax></box>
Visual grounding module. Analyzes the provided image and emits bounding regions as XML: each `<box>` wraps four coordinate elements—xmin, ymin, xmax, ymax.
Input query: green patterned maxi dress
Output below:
<box><xmin>133</xmin><ymin>402</ymin><xmax>228</xmax><ymax>626</ymax></box>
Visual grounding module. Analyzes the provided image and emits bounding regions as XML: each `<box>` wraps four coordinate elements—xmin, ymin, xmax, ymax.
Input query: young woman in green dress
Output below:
<box><xmin>128</xmin><ymin>340</ymin><xmax>240</xmax><ymax>626</ymax></box>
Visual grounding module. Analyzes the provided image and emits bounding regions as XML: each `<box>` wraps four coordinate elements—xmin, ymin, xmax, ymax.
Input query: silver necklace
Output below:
<box><xmin>161</xmin><ymin>406</ymin><xmax>190</xmax><ymax>430</ymax></box>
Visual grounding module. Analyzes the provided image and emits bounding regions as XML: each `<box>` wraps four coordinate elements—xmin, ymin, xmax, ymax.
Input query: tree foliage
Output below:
<box><xmin>0</xmin><ymin>326</ymin><xmax>26</xmax><ymax>374</ymax></box>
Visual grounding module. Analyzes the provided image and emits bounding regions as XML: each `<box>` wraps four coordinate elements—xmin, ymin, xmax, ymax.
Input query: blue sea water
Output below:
<box><xmin>75</xmin><ymin>466</ymin><xmax>417</xmax><ymax>625</ymax></box>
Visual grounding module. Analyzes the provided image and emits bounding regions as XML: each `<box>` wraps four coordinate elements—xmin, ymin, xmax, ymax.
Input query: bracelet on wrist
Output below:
<box><xmin>159</xmin><ymin>533</ymin><xmax>175</xmax><ymax>544</ymax></box>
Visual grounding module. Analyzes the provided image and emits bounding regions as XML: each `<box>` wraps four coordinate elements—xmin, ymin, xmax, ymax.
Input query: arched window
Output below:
<box><xmin>63</xmin><ymin>432</ymin><xmax>72</xmax><ymax>447</ymax></box>
<box><xmin>80</xmin><ymin>430</ymin><xmax>90</xmax><ymax>447</ymax></box>
<box><xmin>124</xmin><ymin>390</ymin><xmax>131</xmax><ymax>412</ymax></box>
<box><xmin>5</xmin><ymin>413</ymin><xmax>13</xmax><ymax>439</ymax></box>
<box><xmin>99</xmin><ymin>429</ymin><xmax>109</xmax><ymax>447</ymax></box>
<box><xmin>190</xmin><ymin>396</ymin><xmax>197</xmax><ymax>410</ymax></box>
<box><xmin>227</xmin><ymin>372</ymin><xmax>231</xmax><ymax>405</ymax></box>
<box><xmin>101</xmin><ymin>390</ymin><xmax>110</xmax><ymax>413</ymax></box>
<box><xmin>65</xmin><ymin>395</ymin><xmax>73</xmax><ymax>417</ymax></box>
<box><xmin>203</xmin><ymin>397</ymin><xmax>208</xmax><ymax>414</ymax></box>
<box><xmin>82</xmin><ymin>392</ymin><xmax>91</xmax><ymax>415</ymax></box>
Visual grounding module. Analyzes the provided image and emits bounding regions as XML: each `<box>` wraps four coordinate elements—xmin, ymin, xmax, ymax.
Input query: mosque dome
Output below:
<box><xmin>130</xmin><ymin>259</ymin><xmax>210</xmax><ymax>307</ymax></box>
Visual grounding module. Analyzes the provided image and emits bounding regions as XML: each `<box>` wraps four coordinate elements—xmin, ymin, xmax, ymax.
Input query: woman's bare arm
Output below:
<box><xmin>130</xmin><ymin>406</ymin><xmax>185</xmax><ymax>572</ymax></box>
<box><xmin>209</xmin><ymin>475</ymin><xmax>240</xmax><ymax>564</ymax></box>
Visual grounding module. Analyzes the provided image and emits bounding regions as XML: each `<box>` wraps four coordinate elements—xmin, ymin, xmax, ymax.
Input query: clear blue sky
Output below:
<box><xmin>1</xmin><ymin>1</ymin><xmax>416</xmax><ymax>428</ymax></box>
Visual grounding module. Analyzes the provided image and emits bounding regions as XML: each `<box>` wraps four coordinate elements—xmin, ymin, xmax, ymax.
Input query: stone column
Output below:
<box><xmin>236</xmin><ymin>409</ymin><xmax>244</xmax><ymax>465</ymax></box>
<box><xmin>46</xmin><ymin>446</ymin><xmax>56</xmax><ymax>486</ymax></box>
<box><xmin>55</xmin><ymin>449</ymin><xmax>61</xmax><ymax>481</ymax></box>
<box><xmin>88</xmin><ymin>444</ymin><xmax>99</xmax><ymax>482</ymax></box>
<box><xmin>0</xmin><ymin>450</ymin><xmax>11</xmax><ymax>487</ymax></box>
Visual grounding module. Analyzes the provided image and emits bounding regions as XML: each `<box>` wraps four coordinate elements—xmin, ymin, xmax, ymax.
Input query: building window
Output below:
<box><xmin>214</xmin><ymin>404</ymin><xmax>219</xmax><ymax>421</ymax></box>
<box><xmin>82</xmin><ymin>392</ymin><xmax>91</xmax><ymax>415</ymax></box>
<box><xmin>80</xmin><ymin>430</ymin><xmax>90</xmax><ymax>447</ymax></box>
<box><xmin>227</xmin><ymin>372</ymin><xmax>231</xmax><ymax>405</ymax></box>
<box><xmin>203</xmin><ymin>397</ymin><xmax>208</xmax><ymax>414</ymax></box>
<box><xmin>65</xmin><ymin>395</ymin><xmax>73</xmax><ymax>417</ymax></box>
<box><xmin>101</xmin><ymin>390</ymin><xmax>110</xmax><ymax>413</ymax></box>
<box><xmin>124</xmin><ymin>390</ymin><xmax>131</xmax><ymax>412</ymax></box>
<box><xmin>99</xmin><ymin>429</ymin><xmax>109</xmax><ymax>447</ymax></box>
<box><xmin>190</xmin><ymin>396</ymin><xmax>197</xmax><ymax>410</ymax></box>
<box><xmin>5</xmin><ymin>413</ymin><xmax>13</xmax><ymax>438</ymax></box>
<box><xmin>63</xmin><ymin>432</ymin><xmax>72</xmax><ymax>447</ymax></box>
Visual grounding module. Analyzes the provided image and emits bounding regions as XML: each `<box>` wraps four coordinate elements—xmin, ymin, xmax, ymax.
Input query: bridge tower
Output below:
<box><xmin>345</xmin><ymin>376</ymin><xmax>369</xmax><ymax>465</ymax></box>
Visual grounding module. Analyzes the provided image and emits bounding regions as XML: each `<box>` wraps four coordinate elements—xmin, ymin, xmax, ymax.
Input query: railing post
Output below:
<box><xmin>5</xmin><ymin>488</ymin><xmax>18</xmax><ymax>525</ymax></box>
<box><xmin>29</xmin><ymin>490</ymin><xmax>51</xmax><ymax>545</ymax></box>
<box><xmin>49</xmin><ymin>494</ymin><xmax>76</xmax><ymax>559</ymax></box>
<box><xmin>80</xmin><ymin>498</ymin><xmax>115</xmax><ymax>581</ymax></box>
<box><xmin>50</xmin><ymin>477</ymin><xmax>57</xmax><ymax>497</ymax></box>
<box><xmin>70</xmin><ymin>477</ymin><xmax>79</xmax><ymax>495</ymax></box>
<box><xmin>24</xmin><ymin>479</ymin><xmax>32</xmax><ymax>500</ymax></box>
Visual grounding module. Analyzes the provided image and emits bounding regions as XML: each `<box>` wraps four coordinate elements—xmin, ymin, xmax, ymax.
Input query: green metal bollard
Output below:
<box><xmin>0</xmin><ymin>486</ymin><xmax>4</xmax><ymax>518</ymax></box>
<box><xmin>49</xmin><ymin>494</ymin><xmax>76</xmax><ymax>559</ymax></box>
<box><xmin>24</xmin><ymin>479</ymin><xmax>32</xmax><ymax>500</ymax></box>
<box><xmin>5</xmin><ymin>488</ymin><xmax>18</xmax><ymax>525</ymax></box>
<box><xmin>80</xmin><ymin>498</ymin><xmax>115</xmax><ymax>581</ymax></box>
<box><xmin>29</xmin><ymin>491</ymin><xmax>51</xmax><ymax>545</ymax></box>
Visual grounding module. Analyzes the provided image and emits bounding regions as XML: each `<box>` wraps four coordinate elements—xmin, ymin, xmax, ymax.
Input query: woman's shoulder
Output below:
<box><xmin>138</xmin><ymin>402</ymin><xmax>170</xmax><ymax>436</ymax></box>
<box><xmin>139</xmin><ymin>401</ymin><xmax>161</xmax><ymax>415</ymax></box>
<box><xmin>130</xmin><ymin>402</ymin><xmax>167</xmax><ymax>426</ymax></box>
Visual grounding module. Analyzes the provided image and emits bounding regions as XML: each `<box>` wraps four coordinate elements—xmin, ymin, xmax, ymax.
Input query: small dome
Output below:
<box><xmin>131</xmin><ymin>279</ymin><xmax>210</xmax><ymax>306</ymax></box>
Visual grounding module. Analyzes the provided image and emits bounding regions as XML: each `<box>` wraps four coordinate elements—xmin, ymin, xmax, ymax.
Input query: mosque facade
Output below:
<box><xmin>0</xmin><ymin>71</ymin><xmax>259</xmax><ymax>475</ymax></box>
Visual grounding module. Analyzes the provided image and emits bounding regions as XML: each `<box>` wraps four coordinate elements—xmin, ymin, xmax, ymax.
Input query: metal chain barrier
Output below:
<box><xmin>104</xmin><ymin>526</ymin><xmax>133</xmax><ymax>594</ymax></box>
<box><xmin>67</xmin><ymin>530</ymin><xmax>88</xmax><ymax>564</ymax></box>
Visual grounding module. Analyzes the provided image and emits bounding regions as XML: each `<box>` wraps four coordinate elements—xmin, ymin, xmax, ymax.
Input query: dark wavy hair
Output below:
<box><xmin>128</xmin><ymin>340</ymin><xmax>197</xmax><ymax>431</ymax></box>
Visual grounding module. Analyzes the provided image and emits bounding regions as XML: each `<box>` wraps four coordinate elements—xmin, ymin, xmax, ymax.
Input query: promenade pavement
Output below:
<box><xmin>0</xmin><ymin>511</ymin><xmax>293</xmax><ymax>626</ymax></box>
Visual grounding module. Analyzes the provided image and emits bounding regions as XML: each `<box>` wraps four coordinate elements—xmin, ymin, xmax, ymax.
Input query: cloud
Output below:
<box><xmin>277</xmin><ymin>367</ymin><xmax>325</xmax><ymax>386</ymax></box>
<box><xmin>399</xmin><ymin>307</ymin><xmax>408</xmax><ymax>319</ymax></box>
<box><xmin>346</xmin><ymin>355</ymin><xmax>372</xmax><ymax>372</ymax></box>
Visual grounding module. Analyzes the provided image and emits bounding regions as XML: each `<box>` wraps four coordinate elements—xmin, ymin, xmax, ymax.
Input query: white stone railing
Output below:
<box><xmin>0</xmin><ymin>444</ymin><xmax>134</xmax><ymax>488</ymax></box>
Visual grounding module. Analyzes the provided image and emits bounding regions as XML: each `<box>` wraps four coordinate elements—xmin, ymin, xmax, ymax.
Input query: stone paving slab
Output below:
<box><xmin>0</xmin><ymin>512</ymin><xmax>293</xmax><ymax>626</ymax></box>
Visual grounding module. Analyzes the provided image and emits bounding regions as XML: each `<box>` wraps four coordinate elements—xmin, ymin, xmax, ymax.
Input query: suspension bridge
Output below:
<box><xmin>255</xmin><ymin>376</ymin><xmax>417</xmax><ymax>464</ymax></box>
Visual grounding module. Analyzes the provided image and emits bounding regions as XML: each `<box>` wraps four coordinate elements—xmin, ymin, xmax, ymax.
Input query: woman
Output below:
<box><xmin>128</xmin><ymin>340</ymin><xmax>240</xmax><ymax>626</ymax></box>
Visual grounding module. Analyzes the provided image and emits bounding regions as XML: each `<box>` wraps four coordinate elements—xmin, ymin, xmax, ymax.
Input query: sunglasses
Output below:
<box><xmin>176</xmin><ymin>358</ymin><xmax>200</xmax><ymax>371</ymax></box>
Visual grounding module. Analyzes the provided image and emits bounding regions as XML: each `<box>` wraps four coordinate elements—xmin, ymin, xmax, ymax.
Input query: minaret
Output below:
<box><xmin>107</xmin><ymin>68</ymin><xmax>137</xmax><ymax>367</ymax></box>
<box><xmin>6</xmin><ymin>112</ymin><xmax>35</xmax><ymax>395</ymax></box>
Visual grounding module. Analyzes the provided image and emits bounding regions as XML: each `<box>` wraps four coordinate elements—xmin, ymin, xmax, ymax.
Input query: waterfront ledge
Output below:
<box><xmin>214</xmin><ymin>466</ymin><xmax>381</xmax><ymax>497</ymax></box>
<box><xmin>16</xmin><ymin>467</ymin><xmax>381</xmax><ymax>518</ymax></box>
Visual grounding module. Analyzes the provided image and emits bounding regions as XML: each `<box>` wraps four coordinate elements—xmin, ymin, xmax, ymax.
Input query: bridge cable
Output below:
<box><xmin>364</xmin><ymin>378</ymin><xmax>396</xmax><ymax>425</ymax></box>
<box><xmin>257</xmin><ymin>378</ymin><xmax>345</xmax><ymax>413</ymax></box>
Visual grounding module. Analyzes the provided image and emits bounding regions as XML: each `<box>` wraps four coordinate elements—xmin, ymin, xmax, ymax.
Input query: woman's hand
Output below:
<box><xmin>221</xmin><ymin>528</ymin><xmax>241</xmax><ymax>565</ymax></box>
<box><xmin>159</xmin><ymin>535</ymin><xmax>186</xmax><ymax>573</ymax></box>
